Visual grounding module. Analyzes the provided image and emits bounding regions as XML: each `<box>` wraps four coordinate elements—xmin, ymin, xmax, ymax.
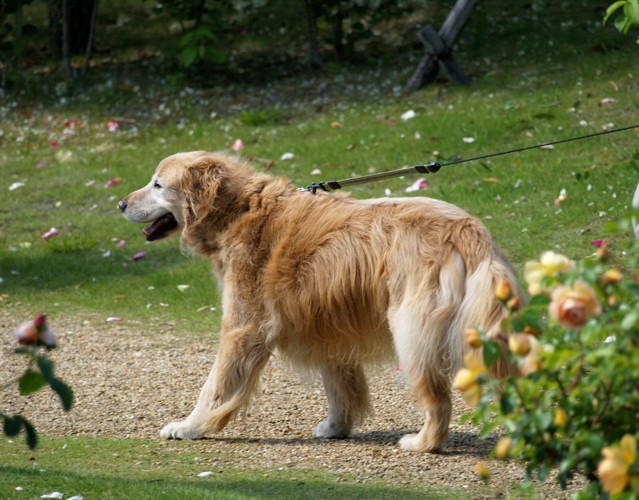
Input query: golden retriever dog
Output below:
<box><xmin>118</xmin><ymin>151</ymin><xmax>519</xmax><ymax>452</ymax></box>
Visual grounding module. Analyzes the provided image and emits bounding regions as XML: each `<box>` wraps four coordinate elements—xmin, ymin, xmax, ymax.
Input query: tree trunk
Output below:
<box><xmin>48</xmin><ymin>0</ymin><xmax>97</xmax><ymax>56</ymax></box>
<box><xmin>303</xmin><ymin>0</ymin><xmax>323</xmax><ymax>69</ymax></box>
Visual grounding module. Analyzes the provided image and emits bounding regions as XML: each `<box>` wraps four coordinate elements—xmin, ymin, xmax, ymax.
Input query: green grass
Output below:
<box><xmin>0</xmin><ymin>437</ymin><xmax>460</xmax><ymax>499</ymax></box>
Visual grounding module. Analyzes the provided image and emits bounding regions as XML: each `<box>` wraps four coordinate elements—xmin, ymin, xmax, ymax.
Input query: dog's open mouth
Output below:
<box><xmin>143</xmin><ymin>213</ymin><xmax>178</xmax><ymax>241</ymax></box>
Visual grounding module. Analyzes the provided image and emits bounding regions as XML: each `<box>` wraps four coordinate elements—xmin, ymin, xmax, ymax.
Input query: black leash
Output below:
<box><xmin>301</xmin><ymin>123</ymin><xmax>639</xmax><ymax>193</ymax></box>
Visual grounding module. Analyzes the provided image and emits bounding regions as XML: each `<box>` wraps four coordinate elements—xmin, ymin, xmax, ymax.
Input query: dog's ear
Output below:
<box><xmin>180</xmin><ymin>156</ymin><xmax>224</xmax><ymax>228</ymax></box>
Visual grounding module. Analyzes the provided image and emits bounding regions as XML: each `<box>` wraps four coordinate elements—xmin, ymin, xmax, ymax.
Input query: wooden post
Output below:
<box><xmin>407</xmin><ymin>0</ymin><xmax>476</xmax><ymax>91</ymax></box>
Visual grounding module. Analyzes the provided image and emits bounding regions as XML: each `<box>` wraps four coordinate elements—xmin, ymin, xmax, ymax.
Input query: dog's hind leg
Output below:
<box><xmin>314</xmin><ymin>364</ymin><xmax>370</xmax><ymax>439</ymax></box>
<box><xmin>160</xmin><ymin>326</ymin><xmax>271</xmax><ymax>440</ymax></box>
<box><xmin>398</xmin><ymin>372</ymin><xmax>452</xmax><ymax>452</ymax></box>
<box><xmin>391</xmin><ymin>307</ymin><xmax>454</xmax><ymax>452</ymax></box>
<box><xmin>390</xmin><ymin>253</ymin><xmax>465</xmax><ymax>452</ymax></box>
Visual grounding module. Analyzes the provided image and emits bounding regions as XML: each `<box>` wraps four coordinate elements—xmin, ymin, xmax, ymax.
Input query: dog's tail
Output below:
<box><xmin>442</xmin><ymin>223</ymin><xmax>522</xmax><ymax>379</ymax></box>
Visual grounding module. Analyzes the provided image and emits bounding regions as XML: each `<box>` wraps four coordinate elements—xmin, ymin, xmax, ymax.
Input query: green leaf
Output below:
<box><xmin>36</xmin><ymin>355</ymin><xmax>56</xmax><ymax>383</ymax></box>
<box><xmin>483</xmin><ymin>339</ymin><xmax>501</xmax><ymax>367</ymax></box>
<box><xmin>180</xmin><ymin>45</ymin><xmax>198</xmax><ymax>67</ymax></box>
<box><xmin>615</xmin><ymin>13</ymin><xmax>630</xmax><ymax>33</ymax></box>
<box><xmin>621</xmin><ymin>309</ymin><xmax>639</xmax><ymax>330</ymax></box>
<box><xmin>624</xmin><ymin>0</ymin><xmax>639</xmax><ymax>25</ymax></box>
<box><xmin>18</xmin><ymin>370</ymin><xmax>47</xmax><ymax>395</ymax></box>
<box><xmin>604</xmin><ymin>0</ymin><xmax>628</xmax><ymax>25</ymax></box>
<box><xmin>50</xmin><ymin>379</ymin><xmax>74</xmax><ymax>412</ymax></box>
<box><xmin>499</xmin><ymin>393</ymin><xmax>516</xmax><ymax>415</ymax></box>
<box><xmin>528</xmin><ymin>295</ymin><xmax>551</xmax><ymax>307</ymax></box>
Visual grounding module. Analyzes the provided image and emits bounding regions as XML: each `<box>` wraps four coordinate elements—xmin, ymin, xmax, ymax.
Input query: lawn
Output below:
<box><xmin>1</xmin><ymin>0</ymin><xmax>638</xmax><ymax>497</ymax></box>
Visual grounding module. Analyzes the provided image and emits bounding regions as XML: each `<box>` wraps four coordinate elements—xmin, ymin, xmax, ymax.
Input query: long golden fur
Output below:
<box><xmin>118</xmin><ymin>151</ymin><xmax>520</xmax><ymax>452</ymax></box>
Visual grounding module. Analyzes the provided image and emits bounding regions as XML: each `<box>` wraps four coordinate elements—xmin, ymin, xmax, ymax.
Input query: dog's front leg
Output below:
<box><xmin>160</xmin><ymin>325</ymin><xmax>271</xmax><ymax>440</ymax></box>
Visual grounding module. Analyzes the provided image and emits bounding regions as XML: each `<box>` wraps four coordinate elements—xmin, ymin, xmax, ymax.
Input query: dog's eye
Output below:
<box><xmin>153</xmin><ymin>181</ymin><xmax>162</xmax><ymax>189</ymax></box>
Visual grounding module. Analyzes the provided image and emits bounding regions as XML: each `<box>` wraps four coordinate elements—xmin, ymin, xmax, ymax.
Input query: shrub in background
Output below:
<box><xmin>454</xmin><ymin>225</ymin><xmax>639</xmax><ymax>497</ymax></box>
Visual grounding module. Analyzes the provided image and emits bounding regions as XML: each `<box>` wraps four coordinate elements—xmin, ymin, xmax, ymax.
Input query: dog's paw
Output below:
<box><xmin>313</xmin><ymin>419</ymin><xmax>350</xmax><ymax>439</ymax></box>
<box><xmin>160</xmin><ymin>421</ymin><xmax>204</xmax><ymax>440</ymax></box>
<box><xmin>398</xmin><ymin>433</ymin><xmax>440</xmax><ymax>453</ymax></box>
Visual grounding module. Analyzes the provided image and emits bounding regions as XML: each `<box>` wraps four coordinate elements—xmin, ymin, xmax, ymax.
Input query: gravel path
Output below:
<box><xmin>1</xmin><ymin>309</ymin><xmax>585</xmax><ymax>497</ymax></box>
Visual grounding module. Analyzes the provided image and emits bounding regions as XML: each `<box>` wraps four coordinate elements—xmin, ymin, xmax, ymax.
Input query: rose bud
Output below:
<box><xmin>495</xmin><ymin>280</ymin><xmax>512</xmax><ymax>301</ymax></box>
<box><xmin>465</xmin><ymin>328</ymin><xmax>482</xmax><ymax>348</ymax></box>
<box><xmin>495</xmin><ymin>437</ymin><xmax>513</xmax><ymax>459</ymax></box>
<box><xmin>508</xmin><ymin>333</ymin><xmax>531</xmax><ymax>356</ymax></box>
<box><xmin>554</xmin><ymin>408</ymin><xmax>568</xmax><ymax>428</ymax></box>
<box><xmin>475</xmin><ymin>461</ymin><xmax>491</xmax><ymax>481</ymax></box>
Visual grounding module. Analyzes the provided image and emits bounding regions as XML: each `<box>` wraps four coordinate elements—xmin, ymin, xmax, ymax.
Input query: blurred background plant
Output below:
<box><xmin>1</xmin><ymin>314</ymin><xmax>73</xmax><ymax>449</ymax></box>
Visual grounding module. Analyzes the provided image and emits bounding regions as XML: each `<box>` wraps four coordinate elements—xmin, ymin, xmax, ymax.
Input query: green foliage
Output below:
<box><xmin>604</xmin><ymin>0</ymin><xmax>639</xmax><ymax>36</ymax></box>
<box><xmin>459</xmin><ymin>226</ymin><xmax>639</xmax><ymax>495</ymax></box>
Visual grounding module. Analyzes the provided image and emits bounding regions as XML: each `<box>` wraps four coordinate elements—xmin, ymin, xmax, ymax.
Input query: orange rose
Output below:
<box><xmin>549</xmin><ymin>279</ymin><xmax>601</xmax><ymax>329</ymax></box>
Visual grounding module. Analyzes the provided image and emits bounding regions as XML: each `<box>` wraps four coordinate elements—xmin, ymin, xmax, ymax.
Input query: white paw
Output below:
<box><xmin>313</xmin><ymin>419</ymin><xmax>350</xmax><ymax>439</ymax></box>
<box><xmin>398</xmin><ymin>433</ymin><xmax>421</xmax><ymax>451</ymax></box>
<box><xmin>160</xmin><ymin>420</ymin><xmax>204</xmax><ymax>440</ymax></box>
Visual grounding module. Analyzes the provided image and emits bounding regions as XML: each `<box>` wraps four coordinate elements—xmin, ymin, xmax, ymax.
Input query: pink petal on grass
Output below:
<box><xmin>116</xmin><ymin>240</ymin><xmax>126</xmax><ymax>248</ymax></box>
<box><xmin>132</xmin><ymin>251</ymin><xmax>145</xmax><ymax>261</ymax></box>
<box><xmin>42</xmin><ymin>227</ymin><xmax>60</xmax><ymax>239</ymax></box>
<box><xmin>104</xmin><ymin>177</ymin><xmax>122</xmax><ymax>188</ymax></box>
<box><xmin>50</xmin><ymin>140</ymin><xmax>60</xmax><ymax>148</ymax></box>
<box><xmin>107</xmin><ymin>120</ymin><xmax>119</xmax><ymax>132</ymax></box>
<box><xmin>405</xmin><ymin>178</ymin><xmax>428</xmax><ymax>192</ymax></box>
<box><xmin>591</xmin><ymin>240</ymin><xmax>605</xmax><ymax>247</ymax></box>
<box><xmin>231</xmin><ymin>139</ymin><xmax>245</xmax><ymax>151</ymax></box>
<box><xmin>106</xmin><ymin>316</ymin><xmax>123</xmax><ymax>322</ymax></box>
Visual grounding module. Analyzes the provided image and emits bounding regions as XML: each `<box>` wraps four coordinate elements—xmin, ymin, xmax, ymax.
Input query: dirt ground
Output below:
<box><xmin>1</xmin><ymin>309</ymin><xmax>586</xmax><ymax>498</ymax></box>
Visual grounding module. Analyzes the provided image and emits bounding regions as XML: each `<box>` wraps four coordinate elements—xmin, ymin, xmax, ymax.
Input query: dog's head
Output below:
<box><xmin>118</xmin><ymin>151</ymin><xmax>241</xmax><ymax>243</ymax></box>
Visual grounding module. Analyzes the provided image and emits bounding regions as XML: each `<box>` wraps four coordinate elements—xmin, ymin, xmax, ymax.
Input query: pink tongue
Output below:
<box><xmin>143</xmin><ymin>216</ymin><xmax>168</xmax><ymax>237</ymax></box>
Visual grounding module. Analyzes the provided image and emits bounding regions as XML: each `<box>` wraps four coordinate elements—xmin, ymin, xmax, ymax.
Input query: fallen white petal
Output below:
<box><xmin>177</xmin><ymin>285</ymin><xmax>190</xmax><ymax>292</ymax></box>
<box><xmin>198</xmin><ymin>471</ymin><xmax>214</xmax><ymax>477</ymax></box>
<box><xmin>280</xmin><ymin>152</ymin><xmax>295</xmax><ymax>161</ymax></box>
<box><xmin>67</xmin><ymin>497</ymin><xmax>84</xmax><ymax>500</ymax></box>
<box><xmin>310</xmin><ymin>168</ymin><xmax>321</xmax><ymax>175</ymax></box>
<box><xmin>9</xmin><ymin>182</ymin><xmax>25</xmax><ymax>191</ymax></box>
<box><xmin>401</xmin><ymin>110</ymin><xmax>416</xmax><ymax>121</ymax></box>
<box><xmin>41</xmin><ymin>493</ymin><xmax>64</xmax><ymax>499</ymax></box>
<box><xmin>462</xmin><ymin>137</ymin><xmax>475</xmax><ymax>143</ymax></box>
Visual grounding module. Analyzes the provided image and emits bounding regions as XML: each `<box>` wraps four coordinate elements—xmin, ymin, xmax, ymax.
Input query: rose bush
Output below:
<box><xmin>2</xmin><ymin>314</ymin><xmax>74</xmax><ymax>449</ymax></box>
<box><xmin>455</xmin><ymin>233</ymin><xmax>639</xmax><ymax>497</ymax></box>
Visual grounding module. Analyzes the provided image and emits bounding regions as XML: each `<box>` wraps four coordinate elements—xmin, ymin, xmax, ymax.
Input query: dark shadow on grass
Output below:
<box><xmin>0</xmin><ymin>464</ymin><xmax>450</xmax><ymax>499</ymax></box>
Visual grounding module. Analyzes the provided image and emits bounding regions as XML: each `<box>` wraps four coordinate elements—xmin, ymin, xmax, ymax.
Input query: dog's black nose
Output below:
<box><xmin>117</xmin><ymin>199</ymin><xmax>127</xmax><ymax>212</ymax></box>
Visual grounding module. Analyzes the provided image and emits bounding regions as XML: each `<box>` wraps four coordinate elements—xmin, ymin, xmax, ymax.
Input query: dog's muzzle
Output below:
<box><xmin>117</xmin><ymin>199</ymin><xmax>128</xmax><ymax>212</ymax></box>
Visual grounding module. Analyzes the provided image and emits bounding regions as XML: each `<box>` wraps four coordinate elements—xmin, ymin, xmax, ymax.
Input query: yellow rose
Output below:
<box><xmin>598</xmin><ymin>435</ymin><xmax>637</xmax><ymax>495</ymax></box>
<box><xmin>521</xmin><ymin>335</ymin><xmax>543</xmax><ymax>375</ymax></box>
<box><xmin>601</xmin><ymin>268</ymin><xmax>623</xmax><ymax>285</ymax></box>
<box><xmin>549</xmin><ymin>279</ymin><xmax>602</xmax><ymax>329</ymax></box>
<box><xmin>452</xmin><ymin>354</ymin><xmax>487</xmax><ymax>406</ymax></box>
<box><xmin>524</xmin><ymin>251</ymin><xmax>576</xmax><ymax>295</ymax></box>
